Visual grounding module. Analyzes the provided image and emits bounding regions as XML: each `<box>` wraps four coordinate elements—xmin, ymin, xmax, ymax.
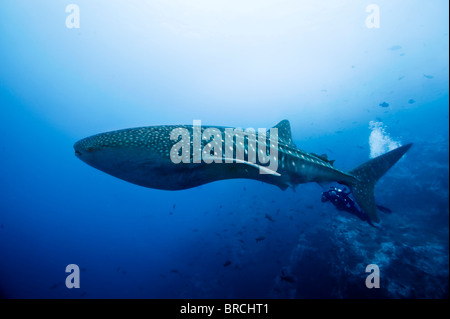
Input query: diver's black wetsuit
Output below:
<box><xmin>321</xmin><ymin>187</ymin><xmax>377</xmax><ymax>227</ymax></box>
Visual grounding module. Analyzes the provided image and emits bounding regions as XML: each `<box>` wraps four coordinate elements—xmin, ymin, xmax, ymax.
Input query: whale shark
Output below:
<box><xmin>74</xmin><ymin>120</ymin><xmax>412</xmax><ymax>223</ymax></box>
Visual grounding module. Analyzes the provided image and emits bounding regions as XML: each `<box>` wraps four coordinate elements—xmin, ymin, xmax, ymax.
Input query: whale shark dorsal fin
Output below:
<box><xmin>310</xmin><ymin>152</ymin><xmax>335</xmax><ymax>166</ymax></box>
<box><xmin>273</xmin><ymin>120</ymin><xmax>295</xmax><ymax>146</ymax></box>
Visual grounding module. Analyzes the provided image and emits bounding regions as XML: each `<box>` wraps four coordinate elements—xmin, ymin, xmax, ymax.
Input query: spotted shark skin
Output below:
<box><xmin>74</xmin><ymin>120</ymin><xmax>412</xmax><ymax>223</ymax></box>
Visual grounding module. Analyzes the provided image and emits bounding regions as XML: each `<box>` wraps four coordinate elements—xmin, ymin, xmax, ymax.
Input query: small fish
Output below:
<box><xmin>408</xmin><ymin>99</ymin><xmax>416</xmax><ymax>104</ymax></box>
<box><xmin>50</xmin><ymin>283</ymin><xmax>63</xmax><ymax>290</ymax></box>
<box><xmin>280</xmin><ymin>274</ymin><xmax>296</xmax><ymax>283</ymax></box>
<box><xmin>280</xmin><ymin>268</ymin><xmax>296</xmax><ymax>283</ymax></box>
<box><xmin>423</xmin><ymin>74</ymin><xmax>434</xmax><ymax>79</ymax></box>
<box><xmin>255</xmin><ymin>236</ymin><xmax>265</xmax><ymax>242</ymax></box>
<box><xmin>223</xmin><ymin>260</ymin><xmax>231</xmax><ymax>267</ymax></box>
<box><xmin>389</xmin><ymin>45</ymin><xmax>402</xmax><ymax>51</ymax></box>
<box><xmin>376</xmin><ymin>205</ymin><xmax>392</xmax><ymax>214</ymax></box>
<box><xmin>379</xmin><ymin>102</ymin><xmax>389</xmax><ymax>108</ymax></box>
<box><xmin>265</xmin><ymin>214</ymin><xmax>275</xmax><ymax>222</ymax></box>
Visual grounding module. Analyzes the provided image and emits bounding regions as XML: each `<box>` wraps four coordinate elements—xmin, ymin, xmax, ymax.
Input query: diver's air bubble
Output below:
<box><xmin>368</xmin><ymin>121</ymin><xmax>402</xmax><ymax>158</ymax></box>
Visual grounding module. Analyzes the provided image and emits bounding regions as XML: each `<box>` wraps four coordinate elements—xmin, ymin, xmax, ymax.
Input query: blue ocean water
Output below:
<box><xmin>0</xmin><ymin>1</ymin><xmax>448</xmax><ymax>299</ymax></box>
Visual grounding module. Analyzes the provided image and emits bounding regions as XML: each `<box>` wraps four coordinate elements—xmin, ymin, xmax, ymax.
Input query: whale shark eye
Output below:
<box><xmin>88</xmin><ymin>147</ymin><xmax>94</xmax><ymax>152</ymax></box>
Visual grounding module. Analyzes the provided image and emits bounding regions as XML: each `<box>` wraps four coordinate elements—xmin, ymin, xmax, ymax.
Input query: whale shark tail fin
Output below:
<box><xmin>346</xmin><ymin>143</ymin><xmax>412</xmax><ymax>223</ymax></box>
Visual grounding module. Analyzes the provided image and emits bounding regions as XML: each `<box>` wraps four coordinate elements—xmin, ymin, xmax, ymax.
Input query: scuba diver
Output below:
<box><xmin>321</xmin><ymin>187</ymin><xmax>392</xmax><ymax>227</ymax></box>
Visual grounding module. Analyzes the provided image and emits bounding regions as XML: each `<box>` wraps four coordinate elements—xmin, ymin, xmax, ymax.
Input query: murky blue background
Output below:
<box><xmin>0</xmin><ymin>0</ymin><xmax>448</xmax><ymax>298</ymax></box>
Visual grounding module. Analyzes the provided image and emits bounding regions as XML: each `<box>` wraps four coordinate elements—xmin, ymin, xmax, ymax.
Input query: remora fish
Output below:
<box><xmin>74</xmin><ymin>120</ymin><xmax>412</xmax><ymax>223</ymax></box>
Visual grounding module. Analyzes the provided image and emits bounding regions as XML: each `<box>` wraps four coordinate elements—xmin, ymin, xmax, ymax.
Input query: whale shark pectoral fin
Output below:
<box><xmin>227</xmin><ymin>158</ymin><xmax>281</xmax><ymax>177</ymax></box>
<box><xmin>209</xmin><ymin>157</ymin><xmax>281</xmax><ymax>177</ymax></box>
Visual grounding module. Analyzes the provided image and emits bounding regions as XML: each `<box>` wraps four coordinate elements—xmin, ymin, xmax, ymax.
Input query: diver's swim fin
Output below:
<box><xmin>346</xmin><ymin>143</ymin><xmax>412</xmax><ymax>223</ymax></box>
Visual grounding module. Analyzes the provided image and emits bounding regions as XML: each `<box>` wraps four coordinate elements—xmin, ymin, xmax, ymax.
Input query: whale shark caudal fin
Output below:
<box><xmin>346</xmin><ymin>143</ymin><xmax>413</xmax><ymax>223</ymax></box>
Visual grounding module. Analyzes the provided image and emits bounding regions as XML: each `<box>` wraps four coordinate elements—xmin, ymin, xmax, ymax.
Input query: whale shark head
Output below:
<box><xmin>74</xmin><ymin>125</ymin><xmax>207</xmax><ymax>190</ymax></box>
